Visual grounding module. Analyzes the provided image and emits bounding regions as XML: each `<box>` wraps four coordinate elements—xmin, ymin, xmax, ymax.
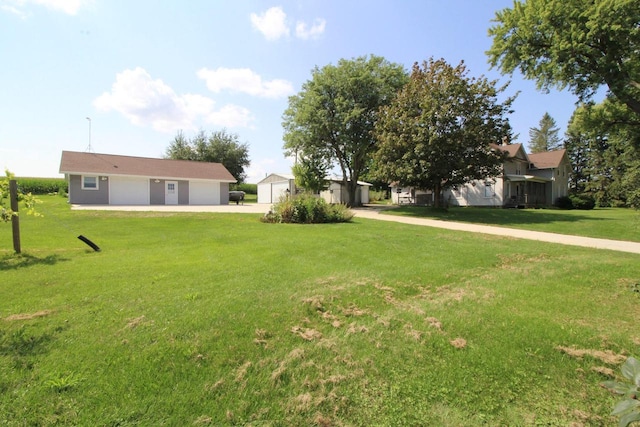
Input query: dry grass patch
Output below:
<box><xmin>450</xmin><ymin>338</ymin><xmax>467</xmax><ymax>349</ymax></box>
<box><xmin>555</xmin><ymin>345</ymin><xmax>627</xmax><ymax>364</ymax></box>
<box><xmin>5</xmin><ymin>310</ymin><xmax>53</xmax><ymax>321</ymax></box>
<box><xmin>291</xmin><ymin>326</ymin><xmax>323</xmax><ymax>341</ymax></box>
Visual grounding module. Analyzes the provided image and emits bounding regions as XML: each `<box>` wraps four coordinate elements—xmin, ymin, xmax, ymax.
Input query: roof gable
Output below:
<box><xmin>528</xmin><ymin>149</ymin><xmax>568</xmax><ymax>169</ymax></box>
<box><xmin>59</xmin><ymin>151</ymin><xmax>236</xmax><ymax>182</ymax></box>
<box><xmin>490</xmin><ymin>143</ymin><xmax>529</xmax><ymax>162</ymax></box>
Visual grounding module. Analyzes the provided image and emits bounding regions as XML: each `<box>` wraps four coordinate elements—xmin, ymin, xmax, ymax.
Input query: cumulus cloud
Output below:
<box><xmin>250</xmin><ymin>6</ymin><xmax>325</xmax><ymax>41</ymax></box>
<box><xmin>93</xmin><ymin>67</ymin><xmax>253</xmax><ymax>132</ymax></box>
<box><xmin>2</xmin><ymin>0</ymin><xmax>85</xmax><ymax>15</ymax></box>
<box><xmin>197</xmin><ymin>67</ymin><xmax>293</xmax><ymax>99</ymax></box>
<box><xmin>250</xmin><ymin>6</ymin><xmax>289</xmax><ymax>41</ymax></box>
<box><xmin>206</xmin><ymin>105</ymin><xmax>254</xmax><ymax>128</ymax></box>
<box><xmin>295</xmin><ymin>18</ymin><xmax>326</xmax><ymax>40</ymax></box>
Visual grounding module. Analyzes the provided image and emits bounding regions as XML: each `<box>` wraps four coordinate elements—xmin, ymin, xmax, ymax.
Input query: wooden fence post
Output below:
<box><xmin>9</xmin><ymin>179</ymin><xmax>21</xmax><ymax>254</ymax></box>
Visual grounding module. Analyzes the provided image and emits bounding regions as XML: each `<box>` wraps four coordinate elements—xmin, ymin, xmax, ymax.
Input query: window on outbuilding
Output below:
<box><xmin>82</xmin><ymin>175</ymin><xmax>98</xmax><ymax>190</ymax></box>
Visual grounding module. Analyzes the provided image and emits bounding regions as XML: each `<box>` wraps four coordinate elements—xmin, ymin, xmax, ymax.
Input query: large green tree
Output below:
<box><xmin>165</xmin><ymin>129</ymin><xmax>250</xmax><ymax>183</ymax></box>
<box><xmin>373</xmin><ymin>59</ymin><xmax>515</xmax><ymax>208</ymax></box>
<box><xmin>487</xmin><ymin>0</ymin><xmax>640</xmax><ymax>116</ymax></box>
<box><xmin>528</xmin><ymin>112</ymin><xmax>562</xmax><ymax>153</ymax></box>
<box><xmin>565</xmin><ymin>99</ymin><xmax>640</xmax><ymax>207</ymax></box>
<box><xmin>282</xmin><ymin>55</ymin><xmax>408</xmax><ymax>206</ymax></box>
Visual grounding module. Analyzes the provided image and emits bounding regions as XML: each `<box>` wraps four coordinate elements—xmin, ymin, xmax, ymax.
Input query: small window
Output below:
<box><xmin>484</xmin><ymin>182</ymin><xmax>494</xmax><ymax>198</ymax></box>
<box><xmin>82</xmin><ymin>176</ymin><xmax>98</xmax><ymax>190</ymax></box>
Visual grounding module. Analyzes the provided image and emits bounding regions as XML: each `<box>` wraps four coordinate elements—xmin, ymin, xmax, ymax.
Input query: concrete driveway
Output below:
<box><xmin>352</xmin><ymin>207</ymin><xmax>640</xmax><ymax>255</ymax></box>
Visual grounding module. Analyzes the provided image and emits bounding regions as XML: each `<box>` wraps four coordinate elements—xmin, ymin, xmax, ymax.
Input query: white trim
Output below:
<box><xmin>81</xmin><ymin>175</ymin><xmax>99</xmax><ymax>190</ymax></box>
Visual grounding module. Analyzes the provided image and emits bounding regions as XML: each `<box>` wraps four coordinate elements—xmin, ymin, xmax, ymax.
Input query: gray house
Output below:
<box><xmin>59</xmin><ymin>151</ymin><xmax>236</xmax><ymax>205</ymax></box>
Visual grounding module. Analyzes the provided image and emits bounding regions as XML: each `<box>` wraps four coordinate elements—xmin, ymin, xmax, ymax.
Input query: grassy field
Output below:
<box><xmin>382</xmin><ymin>205</ymin><xmax>640</xmax><ymax>243</ymax></box>
<box><xmin>1</xmin><ymin>196</ymin><xmax>639</xmax><ymax>425</ymax></box>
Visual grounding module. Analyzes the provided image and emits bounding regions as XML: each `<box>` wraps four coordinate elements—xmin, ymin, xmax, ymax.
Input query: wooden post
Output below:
<box><xmin>9</xmin><ymin>179</ymin><xmax>21</xmax><ymax>254</ymax></box>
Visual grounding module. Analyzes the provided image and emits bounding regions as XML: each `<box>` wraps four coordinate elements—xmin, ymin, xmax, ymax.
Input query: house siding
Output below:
<box><xmin>178</xmin><ymin>181</ymin><xmax>189</xmax><ymax>205</ymax></box>
<box><xmin>150</xmin><ymin>179</ymin><xmax>164</xmax><ymax>205</ymax></box>
<box><xmin>220</xmin><ymin>183</ymin><xmax>230</xmax><ymax>204</ymax></box>
<box><xmin>68</xmin><ymin>174</ymin><xmax>109</xmax><ymax>204</ymax></box>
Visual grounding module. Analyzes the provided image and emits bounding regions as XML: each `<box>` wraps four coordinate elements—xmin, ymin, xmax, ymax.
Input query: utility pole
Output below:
<box><xmin>10</xmin><ymin>180</ymin><xmax>20</xmax><ymax>254</ymax></box>
<box><xmin>86</xmin><ymin>117</ymin><xmax>92</xmax><ymax>152</ymax></box>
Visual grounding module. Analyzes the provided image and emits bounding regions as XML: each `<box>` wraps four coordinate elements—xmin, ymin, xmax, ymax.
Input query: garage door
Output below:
<box><xmin>190</xmin><ymin>181</ymin><xmax>220</xmax><ymax>205</ymax></box>
<box><xmin>258</xmin><ymin>181</ymin><xmax>290</xmax><ymax>203</ymax></box>
<box><xmin>110</xmin><ymin>177</ymin><xmax>149</xmax><ymax>205</ymax></box>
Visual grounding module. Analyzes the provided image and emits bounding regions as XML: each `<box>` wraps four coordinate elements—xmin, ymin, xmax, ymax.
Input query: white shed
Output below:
<box><xmin>257</xmin><ymin>173</ymin><xmax>296</xmax><ymax>204</ymax></box>
<box><xmin>319</xmin><ymin>177</ymin><xmax>372</xmax><ymax>205</ymax></box>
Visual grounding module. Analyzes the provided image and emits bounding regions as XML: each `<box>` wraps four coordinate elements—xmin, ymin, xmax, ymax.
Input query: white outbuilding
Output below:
<box><xmin>257</xmin><ymin>173</ymin><xmax>296</xmax><ymax>204</ymax></box>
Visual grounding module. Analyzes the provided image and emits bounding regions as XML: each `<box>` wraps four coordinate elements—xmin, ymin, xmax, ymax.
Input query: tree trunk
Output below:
<box><xmin>433</xmin><ymin>182</ymin><xmax>442</xmax><ymax>209</ymax></box>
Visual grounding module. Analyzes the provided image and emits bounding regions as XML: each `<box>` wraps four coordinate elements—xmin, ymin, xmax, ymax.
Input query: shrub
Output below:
<box><xmin>554</xmin><ymin>196</ymin><xmax>573</xmax><ymax>210</ymax></box>
<box><xmin>602</xmin><ymin>356</ymin><xmax>640</xmax><ymax>427</ymax></box>
<box><xmin>261</xmin><ymin>193</ymin><xmax>354</xmax><ymax>224</ymax></box>
<box><xmin>369</xmin><ymin>190</ymin><xmax>388</xmax><ymax>203</ymax></box>
<box><xmin>570</xmin><ymin>194</ymin><xmax>596</xmax><ymax>210</ymax></box>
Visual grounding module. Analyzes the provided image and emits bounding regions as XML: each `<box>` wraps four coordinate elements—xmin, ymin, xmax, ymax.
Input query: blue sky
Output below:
<box><xmin>1</xmin><ymin>0</ymin><xmax>587</xmax><ymax>182</ymax></box>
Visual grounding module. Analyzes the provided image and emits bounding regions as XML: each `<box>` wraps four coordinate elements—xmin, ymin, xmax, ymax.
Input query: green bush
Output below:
<box><xmin>17</xmin><ymin>177</ymin><xmax>67</xmax><ymax>195</ymax></box>
<box><xmin>602</xmin><ymin>356</ymin><xmax>640</xmax><ymax>427</ymax></box>
<box><xmin>554</xmin><ymin>196</ymin><xmax>573</xmax><ymax>210</ymax></box>
<box><xmin>369</xmin><ymin>190</ymin><xmax>388</xmax><ymax>203</ymax></box>
<box><xmin>261</xmin><ymin>193</ymin><xmax>354</xmax><ymax>224</ymax></box>
<box><xmin>570</xmin><ymin>194</ymin><xmax>596</xmax><ymax>210</ymax></box>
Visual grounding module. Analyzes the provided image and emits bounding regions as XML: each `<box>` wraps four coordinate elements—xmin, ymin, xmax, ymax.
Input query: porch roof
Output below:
<box><xmin>504</xmin><ymin>174</ymin><xmax>550</xmax><ymax>183</ymax></box>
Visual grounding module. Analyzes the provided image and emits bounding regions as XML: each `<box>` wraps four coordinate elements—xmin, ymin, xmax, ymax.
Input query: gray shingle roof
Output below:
<box><xmin>59</xmin><ymin>151</ymin><xmax>236</xmax><ymax>182</ymax></box>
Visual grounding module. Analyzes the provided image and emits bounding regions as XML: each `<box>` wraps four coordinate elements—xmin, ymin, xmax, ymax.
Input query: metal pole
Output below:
<box><xmin>86</xmin><ymin>117</ymin><xmax>92</xmax><ymax>152</ymax></box>
<box><xmin>9</xmin><ymin>179</ymin><xmax>20</xmax><ymax>254</ymax></box>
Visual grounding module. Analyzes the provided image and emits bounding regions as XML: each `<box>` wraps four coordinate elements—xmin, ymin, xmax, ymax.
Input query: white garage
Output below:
<box><xmin>60</xmin><ymin>151</ymin><xmax>236</xmax><ymax>206</ymax></box>
<box><xmin>257</xmin><ymin>173</ymin><xmax>296</xmax><ymax>204</ymax></box>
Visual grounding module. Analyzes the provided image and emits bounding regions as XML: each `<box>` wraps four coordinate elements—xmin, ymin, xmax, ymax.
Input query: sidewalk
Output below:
<box><xmin>352</xmin><ymin>208</ymin><xmax>640</xmax><ymax>255</ymax></box>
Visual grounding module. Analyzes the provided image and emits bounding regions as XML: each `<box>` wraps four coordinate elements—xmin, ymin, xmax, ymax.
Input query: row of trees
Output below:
<box><xmin>165</xmin><ymin>129</ymin><xmax>250</xmax><ymax>184</ymax></box>
<box><xmin>282</xmin><ymin>0</ymin><xmax>639</xmax><ymax>208</ymax></box>
<box><xmin>283</xmin><ymin>56</ymin><xmax>514</xmax><ymax>207</ymax></box>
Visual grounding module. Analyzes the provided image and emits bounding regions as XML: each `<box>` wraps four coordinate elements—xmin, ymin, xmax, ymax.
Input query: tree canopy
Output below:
<box><xmin>282</xmin><ymin>55</ymin><xmax>408</xmax><ymax>206</ymax></box>
<box><xmin>528</xmin><ymin>112</ymin><xmax>562</xmax><ymax>153</ymax></box>
<box><xmin>487</xmin><ymin>0</ymin><xmax>640</xmax><ymax>116</ymax></box>
<box><xmin>565</xmin><ymin>98</ymin><xmax>640</xmax><ymax>207</ymax></box>
<box><xmin>374</xmin><ymin>59</ymin><xmax>514</xmax><ymax>207</ymax></box>
<box><xmin>165</xmin><ymin>129</ymin><xmax>250</xmax><ymax>183</ymax></box>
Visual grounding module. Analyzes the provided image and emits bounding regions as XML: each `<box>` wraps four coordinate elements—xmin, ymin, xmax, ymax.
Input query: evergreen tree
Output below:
<box><xmin>528</xmin><ymin>112</ymin><xmax>562</xmax><ymax>153</ymax></box>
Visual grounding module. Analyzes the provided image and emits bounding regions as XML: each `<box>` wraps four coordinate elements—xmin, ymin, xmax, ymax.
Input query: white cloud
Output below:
<box><xmin>1</xmin><ymin>0</ymin><xmax>86</xmax><ymax>15</ymax></box>
<box><xmin>250</xmin><ymin>6</ymin><xmax>289</xmax><ymax>41</ymax></box>
<box><xmin>197</xmin><ymin>67</ymin><xmax>294</xmax><ymax>99</ymax></box>
<box><xmin>93</xmin><ymin>67</ymin><xmax>254</xmax><ymax>132</ymax></box>
<box><xmin>206</xmin><ymin>105</ymin><xmax>254</xmax><ymax>128</ymax></box>
<box><xmin>295</xmin><ymin>18</ymin><xmax>326</xmax><ymax>40</ymax></box>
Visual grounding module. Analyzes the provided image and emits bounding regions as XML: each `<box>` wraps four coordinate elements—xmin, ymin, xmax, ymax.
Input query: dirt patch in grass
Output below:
<box><xmin>591</xmin><ymin>366</ymin><xmax>615</xmax><ymax>377</ymax></box>
<box><xmin>5</xmin><ymin>310</ymin><xmax>53</xmax><ymax>321</ymax></box>
<box><xmin>555</xmin><ymin>346</ymin><xmax>627</xmax><ymax>364</ymax></box>
<box><xmin>450</xmin><ymin>338</ymin><xmax>467</xmax><ymax>349</ymax></box>
<box><xmin>291</xmin><ymin>326</ymin><xmax>323</xmax><ymax>341</ymax></box>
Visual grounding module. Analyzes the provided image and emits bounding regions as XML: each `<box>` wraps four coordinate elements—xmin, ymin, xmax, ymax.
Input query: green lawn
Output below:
<box><xmin>382</xmin><ymin>205</ymin><xmax>640</xmax><ymax>242</ymax></box>
<box><xmin>1</xmin><ymin>196</ymin><xmax>639</xmax><ymax>425</ymax></box>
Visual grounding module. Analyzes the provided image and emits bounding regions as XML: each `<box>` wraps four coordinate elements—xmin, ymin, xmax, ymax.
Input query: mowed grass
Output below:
<box><xmin>1</xmin><ymin>196</ymin><xmax>639</xmax><ymax>426</ymax></box>
<box><xmin>384</xmin><ymin>205</ymin><xmax>640</xmax><ymax>242</ymax></box>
